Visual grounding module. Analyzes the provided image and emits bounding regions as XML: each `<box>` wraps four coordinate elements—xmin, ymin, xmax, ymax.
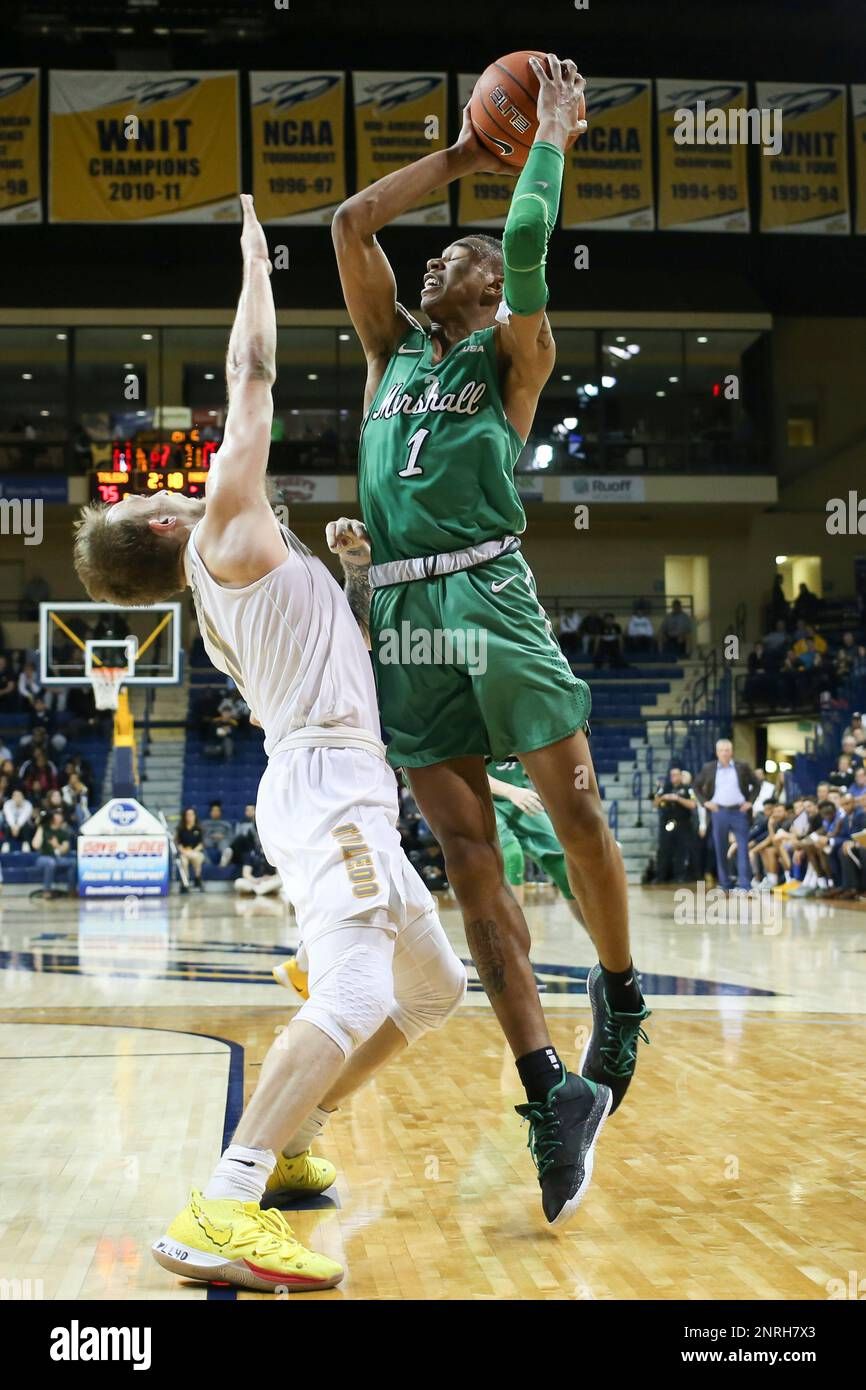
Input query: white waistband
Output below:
<box><xmin>268</xmin><ymin>725</ymin><xmax>387</xmax><ymax>760</ymax></box>
<box><xmin>368</xmin><ymin>535</ymin><xmax>521</xmax><ymax>590</ymax></box>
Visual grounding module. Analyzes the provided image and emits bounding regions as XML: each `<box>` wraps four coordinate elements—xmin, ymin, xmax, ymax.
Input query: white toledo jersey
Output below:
<box><xmin>184</xmin><ymin>520</ymin><xmax>381</xmax><ymax>757</ymax></box>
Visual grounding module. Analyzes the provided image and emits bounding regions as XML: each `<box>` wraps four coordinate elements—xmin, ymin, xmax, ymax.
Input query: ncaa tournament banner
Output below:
<box><xmin>0</xmin><ymin>70</ymin><xmax>41</xmax><ymax>223</ymax></box>
<box><xmin>456</xmin><ymin>72</ymin><xmax>514</xmax><ymax>227</ymax></box>
<box><xmin>852</xmin><ymin>86</ymin><xmax>866</xmax><ymax>235</ymax></box>
<box><xmin>50</xmin><ymin>71</ymin><xmax>240</xmax><ymax>223</ymax></box>
<box><xmin>353</xmin><ymin>71</ymin><xmax>448</xmax><ymax>224</ymax></box>
<box><xmin>756</xmin><ymin>81</ymin><xmax>849</xmax><ymax>234</ymax></box>
<box><xmin>563</xmin><ymin>77</ymin><xmax>654</xmax><ymax>230</ymax></box>
<box><xmin>250</xmin><ymin>72</ymin><xmax>346</xmax><ymax>225</ymax></box>
<box><xmin>656</xmin><ymin>78</ymin><xmax>749</xmax><ymax>232</ymax></box>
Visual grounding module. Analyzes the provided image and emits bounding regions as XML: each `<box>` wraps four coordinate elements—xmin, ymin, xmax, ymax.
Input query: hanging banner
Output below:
<box><xmin>852</xmin><ymin>86</ymin><xmax>866</xmax><ymax>236</ymax></box>
<box><xmin>656</xmin><ymin>78</ymin><xmax>750</xmax><ymax>232</ymax></box>
<box><xmin>757</xmin><ymin>81</ymin><xmax>849</xmax><ymax>234</ymax></box>
<box><xmin>353</xmin><ymin>71</ymin><xmax>448</xmax><ymax>224</ymax></box>
<box><xmin>562</xmin><ymin>78</ymin><xmax>654</xmax><ymax>230</ymax></box>
<box><xmin>456</xmin><ymin>72</ymin><xmax>514</xmax><ymax>227</ymax></box>
<box><xmin>50</xmin><ymin>71</ymin><xmax>240</xmax><ymax>223</ymax></box>
<box><xmin>250</xmin><ymin>72</ymin><xmax>346</xmax><ymax>225</ymax></box>
<box><xmin>0</xmin><ymin>70</ymin><xmax>41</xmax><ymax>223</ymax></box>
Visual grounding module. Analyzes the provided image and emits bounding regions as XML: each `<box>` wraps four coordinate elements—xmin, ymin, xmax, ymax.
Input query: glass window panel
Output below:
<box><xmin>526</xmin><ymin>329</ymin><xmax>598</xmax><ymax>473</ymax></box>
<box><xmin>0</xmin><ymin>328</ymin><xmax>69</xmax><ymax>473</ymax></box>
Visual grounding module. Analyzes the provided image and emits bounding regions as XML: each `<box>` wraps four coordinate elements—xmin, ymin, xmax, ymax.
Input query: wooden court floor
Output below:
<box><xmin>1</xmin><ymin>887</ymin><xmax>864</xmax><ymax>1301</ymax></box>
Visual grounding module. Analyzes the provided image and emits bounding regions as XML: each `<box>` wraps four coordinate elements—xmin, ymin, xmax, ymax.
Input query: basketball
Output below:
<box><xmin>469</xmin><ymin>50</ymin><xmax>585</xmax><ymax>168</ymax></box>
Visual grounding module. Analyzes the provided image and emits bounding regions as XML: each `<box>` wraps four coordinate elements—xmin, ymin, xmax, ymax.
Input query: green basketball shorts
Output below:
<box><xmin>370</xmin><ymin>551</ymin><xmax>591</xmax><ymax>768</ymax></box>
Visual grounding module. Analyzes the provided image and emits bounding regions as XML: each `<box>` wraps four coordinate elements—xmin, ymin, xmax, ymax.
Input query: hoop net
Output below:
<box><xmin>90</xmin><ymin>667</ymin><xmax>126</xmax><ymax>711</ymax></box>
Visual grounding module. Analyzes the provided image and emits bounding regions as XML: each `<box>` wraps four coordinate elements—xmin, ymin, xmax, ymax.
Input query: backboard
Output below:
<box><xmin>39</xmin><ymin>602</ymin><xmax>182</xmax><ymax>686</ymax></box>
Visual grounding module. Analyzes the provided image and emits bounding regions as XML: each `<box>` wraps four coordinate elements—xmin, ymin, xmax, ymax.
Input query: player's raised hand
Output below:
<box><xmin>453</xmin><ymin>101</ymin><xmax>515</xmax><ymax>176</ymax></box>
<box><xmin>239</xmin><ymin>193</ymin><xmax>272</xmax><ymax>272</ymax></box>
<box><xmin>529</xmin><ymin>54</ymin><xmax>587</xmax><ymax>145</ymax></box>
<box><xmin>326</xmin><ymin>517</ymin><xmax>371</xmax><ymax>569</ymax></box>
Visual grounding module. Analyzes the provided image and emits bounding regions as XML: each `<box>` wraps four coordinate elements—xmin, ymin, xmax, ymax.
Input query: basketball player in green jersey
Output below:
<box><xmin>488</xmin><ymin>758</ymin><xmax>585</xmax><ymax>922</ymax></box>
<box><xmin>332</xmin><ymin>54</ymin><xmax>650</xmax><ymax>1226</ymax></box>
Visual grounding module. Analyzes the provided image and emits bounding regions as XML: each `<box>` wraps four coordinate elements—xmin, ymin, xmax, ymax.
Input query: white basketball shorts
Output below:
<box><xmin>255</xmin><ymin>745</ymin><xmax>435</xmax><ymax>946</ymax></box>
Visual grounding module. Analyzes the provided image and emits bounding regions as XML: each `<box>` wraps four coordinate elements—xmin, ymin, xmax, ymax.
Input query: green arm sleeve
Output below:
<box><xmin>500</xmin><ymin>141</ymin><xmax>565</xmax><ymax>317</ymax></box>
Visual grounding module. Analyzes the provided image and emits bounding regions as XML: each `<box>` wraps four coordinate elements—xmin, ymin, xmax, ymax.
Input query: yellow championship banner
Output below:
<box><xmin>456</xmin><ymin>72</ymin><xmax>514</xmax><ymax>227</ymax></box>
<box><xmin>0</xmin><ymin>70</ymin><xmax>41</xmax><ymax>223</ymax></box>
<box><xmin>757</xmin><ymin>82</ymin><xmax>849</xmax><ymax>234</ymax></box>
<box><xmin>656</xmin><ymin>79</ymin><xmax>749</xmax><ymax>232</ymax></box>
<box><xmin>353</xmin><ymin>71</ymin><xmax>448</xmax><ymax>224</ymax></box>
<box><xmin>250</xmin><ymin>72</ymin><xmax>346</xmax><ymax>225</ymax></box>
<box><xmin>851</xmin><ymin>86</ymin><xmax>866</xmax><ymax>235</ymax></box>
<box><xmin>563</xmin><ymin>78</ymin><xmax>654</xmax><ymax>230</ymax></box>
<box><xmin>49</xmin><ymin>71</ymin><xmax>240</xmax><ymax>223</ymax></box>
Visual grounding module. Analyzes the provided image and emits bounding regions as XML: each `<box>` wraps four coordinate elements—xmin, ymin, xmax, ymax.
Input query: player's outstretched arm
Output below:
<box><xmin>326</xmin><ymin>517</ymin><xmax>372</xmax><ymax>649</ymax></box>
<box><xmin>498</xmin><ymin>54</ymin><xmax>587</xmax><ymax>440</ymax></box>
<box><xmin>198</xmin><ymin>194</ymin><xmax>286</xmax><ymax>584</ymax></box>
<box><xmin>332</xmin><ymin>109</ymin><xmax>507</xmax><ymax>395</ymax></box>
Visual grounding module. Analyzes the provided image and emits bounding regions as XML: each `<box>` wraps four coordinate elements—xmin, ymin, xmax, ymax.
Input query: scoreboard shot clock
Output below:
<box><xmin>91</xmin><ymin>428</ymin><xmax>218</xmax><ymax>503</ymax></box>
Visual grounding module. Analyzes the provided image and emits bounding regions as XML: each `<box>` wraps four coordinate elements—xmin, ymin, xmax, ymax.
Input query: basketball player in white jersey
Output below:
<box><xmin>73</xmin><ymin>195</ymin><xmax>466</xmax><ymax>1294</ymax></box>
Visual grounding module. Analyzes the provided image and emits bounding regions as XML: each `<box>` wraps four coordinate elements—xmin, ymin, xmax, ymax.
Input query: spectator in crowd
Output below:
<box><xmin>791</xmin><ymin>624</ymin><xmax>827</xmax><ymax>657</ymax></box>
<box><xmin>843</xmin><ymin>712</ymin><xmax>864</xmax><ymax>744</ymax></box>
<box><xmin>32</xmin><ymin>808</ymin><xmax>77</xmax><ymax>899</ymax></box>
<box><xmin>838</xmin><ymin>793</ymin><xmax>866</xmax><ymax>899</ymax></box>
<box><xmin>840</xmin><ymin>735</ymin><xmax>864</xmax><ymax>768</ymax></box>
<box><xmin>789</xmin><ymin>798</ymin><xmax>850</xmax><ymax>898</ymax></box>
<box><xmin>61</xmin><ymin>771</ymin><xmax>90</xmax><ymax>827</ymax></box>
<box><xmin>593</xmin><ymin>612</ymin><xmax>626</xmax><ymax>669</ymax></box>
<box><xmin>20</xmin><ymin>749</ymin><xmax>58</xmax><ymax>798</ymax></box>
<box><xmin>768</xmin><ymin>574</ymin><xmax>790</xmax><ymax>629</ymax></box>
<box><xmin>625</xmin><ymin>602</ymin><xmax>656</xmax><ymax>656</ymax></box>
<box><xmin>202</xmin><ymin>800</ymin><xmax>233</xmax><ymax>865</ymax></box>
<box><xmin>17</xmin><ymin>660</ymin><xmax>43</xmax><ymax>709</ymax></box>
<box><xmin>850</xmin><ymin>766</ymin><xmax>866</xmax><ymax>803</ymax></box>
<box><xmin>211</xmin><ymin>697</ymin><xmax>240</xmax><ymax>760</ymax></box>
<box><xmin>652</xmin><ymin>767</ymin><xmax>696</xmax><ymax>883</ymax></box>
<box><xmin>558</xmin><ymin>608</ymin><xmax>581</xmax><ymax>660</ymax></box>
<box><xmin>694</xmin><ymin>739</ymin><xmax>760</xmax><ymax>892</ymax></box>
<box><xmin>2</xmin><ymin>787</ymin><xmax>35</xmax><ymax>853</ymax></box>
<box><xmin>577</xmin><ymin>611</ymin><xmax>603</xmax><ymax>656</ymax></box>
<box><xmin>0</xmin><ymin>737</ymin><xmax>12</xmax><ymax>764</ymax></box>
<box><xmin>793</xmin><ymin>582</ymin><xmax>822</xmax><ymax>626</ymax></box>
<box><xmin>19</xmin><ymin>697</ymin><xmax>67</xmax><ymax>755</ymax></box>
<box><xmin>744</xmin><ymin>642</ymin><xmax>776</xmax><ymax>710</ymax></box>
<box><xmin>829</xmin><ymin>754</ymin><xmax>854</xmax><ymax>790</ymax></box>
<box><xmin>762</xmin><ymin>618</ymin><xmax>790</xmax><ymax>657</ymax></box>
<box><xmin>222</xmin><ymin>805</ymin><xmax>263</xmax><ymax>870</ymax></box>
<box><xmin>748</xmin><ymin>801</ymin><xmax>790</xmax><ymax>889</ymax></box>
<box><xmin>176</xmin><ymin>808</ymin><xmax>205</xmax><ymax>892</ymax></box>
<box><xmin>659</xmin><ymin>599</ymin><xmax>693</xmax><ymax>657</ymax></box>
<box><xmin>0</xmin><ymin>655</ymin><xmax>17</xmax><ymax>712</ymax></box>
<box><xmin>835</xmin><ymin>632</ymin><xmax>866</xmax><ymax>683</ymax></box>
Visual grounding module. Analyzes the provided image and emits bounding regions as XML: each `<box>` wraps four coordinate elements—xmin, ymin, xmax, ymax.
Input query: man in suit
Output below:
<box><xmin>694</xmin><ymin>739</ymin><xmax>761</xmax><ymax>891</ymax></box>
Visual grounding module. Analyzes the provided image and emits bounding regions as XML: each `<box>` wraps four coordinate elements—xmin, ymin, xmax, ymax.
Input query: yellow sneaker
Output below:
<box><xmin>151</xmin><ymin>1190</ymin><xmax>342</xmax><ymax>1293</ymax></box>
<box><xmin>273</xmin><ymin>957</ymin><xmax>309</xmax><ymax>1000</ymax></box>
<box><xmin>264</xmin><ymin>1148</ymin><xmax>337</xmax><ymax>1200</ymax></box>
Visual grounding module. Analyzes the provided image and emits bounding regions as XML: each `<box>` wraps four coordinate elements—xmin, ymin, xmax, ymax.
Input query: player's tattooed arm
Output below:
<box><xmin>326</xmin><ymin>517</ymin><xmax>372</xmax><ymax>649</ymax></box>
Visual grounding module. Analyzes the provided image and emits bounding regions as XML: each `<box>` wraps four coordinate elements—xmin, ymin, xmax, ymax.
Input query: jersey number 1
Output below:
<box><xmin>397</xmin><ymin>428</ymin><xmax>429</xmax><ymax>478</ymax></box>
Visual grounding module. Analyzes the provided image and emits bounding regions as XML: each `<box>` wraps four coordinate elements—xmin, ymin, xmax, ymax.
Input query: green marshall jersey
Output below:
<box><xmin>358</xmin><ymin>315</ymin><xmax>526</xmax><ymax>564</ymax></box>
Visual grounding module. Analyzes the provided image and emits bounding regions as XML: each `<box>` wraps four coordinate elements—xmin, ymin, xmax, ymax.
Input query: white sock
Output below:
<box><xmin>282</xmin><ymin>1105</ymin><xmax>333</xmax><ymax>1158</ymax></box>
<box><xmin>817</xmin><ymin>876</ymin><xmax>828</xmax><ymax>889</ymax></box>
<box><xmin>203</xmin><ymin>1144</ymin><xmax>276</xmax><ymax>1203</ymax></box>
<box><xmin>767</xmin><ymin>873</ymin><xmax>778</xmax><ymax>885</ymax></box>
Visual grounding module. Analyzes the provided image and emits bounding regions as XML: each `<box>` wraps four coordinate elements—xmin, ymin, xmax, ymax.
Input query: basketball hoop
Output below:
<box><xmin>90</xmin><ymin>667</ymin><xmax>126</xmax><ymax>711</ymax></box>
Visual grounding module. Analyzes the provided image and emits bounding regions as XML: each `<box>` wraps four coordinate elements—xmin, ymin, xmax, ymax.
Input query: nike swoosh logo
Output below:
<box><xmin>230</xmin><ymin>1158</ymin><xmax>255</xmax><ymax>1167</ymax></box>
<box><xmin>398</xmin><ymin>345</ymin><xmax>423</xmax><ymax>354</ymax></box>
<box><xmin>530</xmin><ymin>180</ymin><xmax>550</xmax><ymax>191</ymax></box>
<box><xmin>491</xmin><ymin>575</ymin><xmax>519</xmax><ymax>593</ymax></box>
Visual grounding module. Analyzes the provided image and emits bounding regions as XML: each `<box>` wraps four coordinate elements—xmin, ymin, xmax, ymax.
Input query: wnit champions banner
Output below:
<box><xmin>456</xmin><ymin>72</ymin><xmax>514</xmax><ymax>227</ymax></box>
<box><xmin>756</xmin><ymin>82</ymin><xmax>849</xmax><ymax>234</ymax></box>
<box><xmin>353</xmin><ymin>71</ymin><xmax>448</xmax><ymax>224</ymax></box>
<box><xmin>250</xmin><ymin>72</ymin><xmax>346</xmax><ymax>224</ymax></box>
<box><xmin>562</xmin><ymin>78</ymin><xmax>654</xmax><ymax>230</ymax></box>
<box><xmin>0</xmin><ymin>70</ymin><xmax>41</xmax><ymax>223</ymax></box>
<box><xmin>656</xmin><ymin>78</ymin><xmax>749</xmax><ymax>232</ymax></box>
<box><xmin>49</xmin><ymin>71</ymin><xmax>240</xmax><ymax>223</ymax></box>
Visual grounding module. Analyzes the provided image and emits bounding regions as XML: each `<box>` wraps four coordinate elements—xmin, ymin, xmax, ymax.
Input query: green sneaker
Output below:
<box><xmin>515</xmin><ymin>1070</ymin><xmax>612</xmax><ymax>1227</ymax></box>
<box><xmin>579</xmin><ymin>963</ymin><xmax>651</xmax><ymax>1113</ymax></box>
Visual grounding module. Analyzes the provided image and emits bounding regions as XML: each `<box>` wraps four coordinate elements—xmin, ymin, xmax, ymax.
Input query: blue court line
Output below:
<box><xmin>1</xmin><ymin>948</ymin><xmax>775</xmax><ymax>997</ymax></box>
